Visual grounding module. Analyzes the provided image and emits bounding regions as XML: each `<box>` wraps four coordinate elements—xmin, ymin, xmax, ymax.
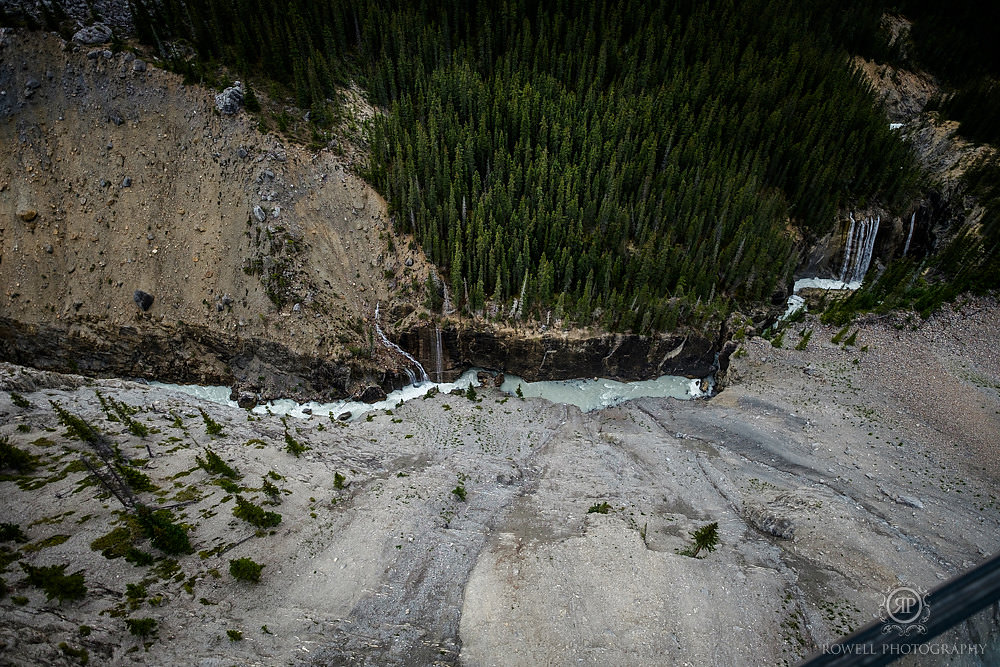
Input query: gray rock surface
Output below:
<box><xmin>73</xmin><ymin>23</ymin><xmax>112</xmax><ymax>44</ymax></box>
<box><xmin>214</xmin><ymin>81</ymin><xmax>244</xmax><ymax>115</ymax></box>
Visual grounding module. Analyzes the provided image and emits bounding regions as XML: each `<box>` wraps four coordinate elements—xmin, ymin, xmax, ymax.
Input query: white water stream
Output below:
<box><xmin>149</xmin><ymin>366</ymin><xmax>709</xmax><ymax>422</ymax></box>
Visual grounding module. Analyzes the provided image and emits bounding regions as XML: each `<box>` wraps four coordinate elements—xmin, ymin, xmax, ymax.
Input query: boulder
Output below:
<box><xmin>477</xmin><ymin>371</ymin><xmax>493</xmax><ymax>386</ymax></box>
<box><xmin>494</xmin><ymin>373</ymin><xmax>505</xmax><ymax>388</ymax></box>
<box><xmin>17</xmin><ymin>209</ymin><xmax>37</xmax><ymax>222</ymax></box>
<box><xmin>214</xmin><ymin>82</ymin><xmax>244</xmax><ymax>115</ymax></box>
<box><xmin>236</xmin><ymin>391</ymin><xmax>258</xmax><ymax>410</ymax></box>
<box><xmin>73</xmin><ymin>24</ymin><xmax>112</xmax><ymax>45</ymax></box>
<box><xmin>253</xmin><ymin>205</ymin><xmax>266</xmax><ymax>222</ymax></box>
<box><xmin>132</xmin><ymin>59</ymin><xmax>146</xmax><ymax>73</ymax></box>
<box><xmin>133</xmin><ymin>290</ymin><xmax>154</xmax><ymax>311</ymax></box>
<box><xmin>337</xmin><ymin>412</ymin><xmax>352</xmax><ymax>421</ymax></box>
<box><xmin>358</xmin><ymin>385</ymin><xmax>387</xmax><ymax>404</ymax></box>
<box><xmin>121</xmin><ymin>176</ymin><xmax>131</xmax><ymax>188</ymax></box>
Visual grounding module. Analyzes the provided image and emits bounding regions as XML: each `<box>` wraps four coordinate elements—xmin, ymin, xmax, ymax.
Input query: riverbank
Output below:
<box><xmin>1</xmin><ymin>296</ymin><xmax>997</xmax><ymax>665</ymax></box>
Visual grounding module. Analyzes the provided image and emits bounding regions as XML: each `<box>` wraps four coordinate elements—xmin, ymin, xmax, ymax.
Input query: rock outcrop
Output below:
<box><xmin>214</xmin><ymin>81</ymin><xmax>244</xmax><ymax>115</ymax></box>
<box><xmin>72</xmin><ymin>23</ymin><xmax>113</xmax><ymax>45</ymax></box>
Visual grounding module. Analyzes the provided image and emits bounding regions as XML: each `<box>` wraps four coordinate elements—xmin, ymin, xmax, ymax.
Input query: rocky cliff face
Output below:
<box><xmin>798</xmin><ymin>45</ymin><xmax>993</xmax><ymax>284</ymax></box>
<box><xmin>396</xmin><ymin>320</ymin><xmax>718</xmax><ymax>384</ymax></box>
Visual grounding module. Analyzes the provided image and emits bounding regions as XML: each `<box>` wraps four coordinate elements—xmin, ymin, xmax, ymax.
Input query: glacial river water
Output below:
<box><xmin>149</xmin><ymin>368</ymin><xmax>709</xmax><ymax>421</ymax></box>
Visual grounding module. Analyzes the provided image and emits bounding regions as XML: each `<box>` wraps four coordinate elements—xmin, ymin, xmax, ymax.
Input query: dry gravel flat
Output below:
<box><xmin>1</xmin><ymin>298</ymin><xmax>999</xmax><ymax>666</ymax></box>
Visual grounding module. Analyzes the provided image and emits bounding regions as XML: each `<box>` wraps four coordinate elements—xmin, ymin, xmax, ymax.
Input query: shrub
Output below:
<box><xmin>125</xmin><ymin>617</ymin><xmax>157</xmax><ymax>637</ymax></box>
<box><xmin>451</xmin><ymin>484</ymin><xmax>467</xmax><ymax>501</ymax></box>
<box><xmin>795</xmin><ymin>329</ymin><xmax>813</xmax><ymax>350</ymax></box>
<box><xmin>0</xmin><ymin>523</ymin><xmax>28</xmax><ymax>543</ymax></box>
<box><xmin>117</xmin><ymin>465</ymin><xmax>157</xmax><ymax>492</ymax></box>
<box><xmin>229</xmin><ymin>557</ymin><xmax>264</xmax><ymax>582</ymax></box>
<box><xmin>261</xmin><ymin>478</ymin><xmax>281</xmax><ymax>502</ymax></box>
<box><xmin>51</xmin><ymin>402</ymin><xmax>102</xmax><ymax>445</ymax></box>
<box><xmin>679</xmin><ymin>521</ymin><xmax>720</xmax><ymax>558</ymax></box>
<box><xmin>333</xmin><ymin>472</ymin><xmax>346</xmax><ymax>490</ymax></box>
<box><xmin>0</xmin><ymin>436</ymin><xmax>37</xmax><ymax>472</ymax></box>
<box><xmin>16</xmin><ymin>424</ymin><xmax>30</xmax><ymax>433</ymax></box>
<box><xmin>218</xmin><ymin>478</ymin><xmax>241</xmax><ymax>494</ymax></box>
<box><xmin>58</xmin><ymin>642</ymin><xmax>89</xmax><ymax>665</ymax></box>
<box><xmin>9</xmin><ymin>392</ymin><xmax>31</xmax><ymax>409</ymax></box>
<box><xmin>124</xmin><ymin>547</ymin><xmax>155</xmax><ymax>566</ymax></box>
<box><xmin>20</xmin><ymin>562</ymin><xmax>87</xmax><ymax>602</ymax></box>
<box><xmin>227</xmin><ymin>629</ymin><xmax>243</xmax><ymax>641</ymax></box>
<box><xmin>465</xmin><ymin>386</ymin><xmax>477</xmax><ymax>401</ymax></box>
<box><xmin>136</xmin><ymin>506</ymin><xmax>192</xmax><ymax>555</ymax></box>
<box><xmin>232</xmin><ymin>496</ymin><xmax>281</xmax><ymax>529</ymax></box>
<box><xmin>284</xmin><ymin>431</ymin><xmax>305</xmax><ymax>457</ymax></box>
<box><xmin>199</xmin><ymin>409</ymin><xmax>225</xmax><ymax>437</ymax></box>
<box><xmin>587</xmin><ymin>502</ymin><xmax>611</xmax><ymax>514</ymax></box>
<box><xmin>196</xmin><ymin>449</ymin><xmax>240</xmax><ymax>479</ymax></box>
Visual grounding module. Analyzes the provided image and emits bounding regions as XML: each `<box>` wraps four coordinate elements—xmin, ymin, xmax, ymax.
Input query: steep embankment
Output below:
<box><xmin>0</xmin><ymin>29</ymin><xmax>431</xmax><ymax>400</ymax></box>
<box><xmin>1</xmin><ymin>297</ymin><xmax>998</xmax><ymax>665</ymax></box>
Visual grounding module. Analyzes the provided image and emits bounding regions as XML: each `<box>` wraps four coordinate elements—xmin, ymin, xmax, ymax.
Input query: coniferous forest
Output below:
<box><xmin>125</xmin><ymin>0</ymin><xmax>930</xmax><ymax>332</ymax></box>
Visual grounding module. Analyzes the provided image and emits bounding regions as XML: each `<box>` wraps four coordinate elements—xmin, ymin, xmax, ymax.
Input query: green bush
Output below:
<box><xmin>232</xmin><ymin>496</ymin><xmax>281</xmax><ymax>529</ymax></box>
<box><xmin>0</xmin><ymin>523</ymin><xmax>28</xmax><ymax>543</ymax></box>
<box><xmin>9</xmin><ymin>392</ymin><xmax>31</xmax><ymax>409</ymax></box>
<box><xmin>230</xmin><ymin>557</ymin><xmax>264</xmax><ymax>583</ymax></box>
<box><xmin>284</xmin><ymin>431</ymin><xmax>305</xmax><ymax>457</ymax></box>
<box><xmin>199</xmin><ymin>409</ymin><xmax>225</xmax><ymax>437</ymax></box>
<box><xmin>124</xmin><ymin>547</ymin><xmax>155</xmax><ymax>566</ymax></box>
<box><xmin>0</xmin><ymin>436</ymin><xmax>37</xmax><ymax>472</ymax></box>
<box><xmin>125</xmin><ymin>617</ymin><xmax>157</xmax><ymax>637</ymax></box>
<box><xmin>333</xmin><ymin>472</ymin><xmax>346</xmax><ymax>490</ymax></box>
<box><xmin>51</xmin><ymin>402</ymin><xmax>102</xmax><ymax>445</ymax></box>
<box><xmin>20</xmin><ymin>562</ymin><xmax>87</xmax><ymax>602</ymax></box>
<box><xmin>136</xmin><ymin>506</ymin><xmax>193</xmax><ymax>555</ymax></box>
<box><xmin>58</xmin><ymin>642</ymin><xmax>89</xmax><ymax>665</ymax></box>
<box><xmin>451</xmin><ymin>484</ymin><xmax>467</xmax><ymax>501</ymax></box>
<box><xmin>117</xmin><ymin>465</ymin><xmax>157</xmax><ymax>492</ymax></box>
<box><xmin>227</xmin><ymin>629</ymin><xmax>244</xmax><ymax>641</ymax></box>
<box><xmin>679</xmin><ymin>521</ymin><xmax>720</xmax><ymax>558</ymax></box>
<box><xmin>196</xmin><ymin>449</ymin><xmax>240</xmax><ymax>479</ymax></box>
<box><xmin>587</xmin><ymin>502</ymin><xmax>611</xmax><ymax>514</ymax></box>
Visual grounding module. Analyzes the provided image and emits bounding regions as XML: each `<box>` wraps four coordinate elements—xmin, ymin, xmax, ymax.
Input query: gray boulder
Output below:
<box><xmin>132</xmin><ymin>59</ymin><xmax>146</xmax><ymax>73</ymax></box>
<box><xmin>236</xmin><ymin>391</ymin><xmax>258</xmax><ymax>410</ymax></box>
<box><xmin>214</xmin><ymin>82</ymin><xmax>244</xmax><ymax>115</ymax></box>
<box><xmin>73</xmin><ymin>24</ymin><xmax>113</xmax><ymax>45</ymax></box>
<box><xmin>253</xmin><ymin>205</ymin><xmax>266</xmax><ymax>222</ymax></box>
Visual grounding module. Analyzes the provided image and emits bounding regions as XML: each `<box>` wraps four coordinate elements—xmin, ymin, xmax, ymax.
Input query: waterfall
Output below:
<box><xmin>903</xmin><ymin>212</ymin><xmax>915</xmax><ymax>257</ymax></box>
<box><xmin>839</xmin><ymin>214</ymin><xmax>880</xmax><ymax>285</ymax></box>
<box><xmin>374</xmin><ymin>303</ymin><xmax>429</xmax><ymax>385</ymax></box>
<box><xmin>434</xmin><ymin>325</ymin><xmax>443</xmax><ymax>382</ymax></box>
<box><xmin>839</xmin><ymin>213</ymin><xmax>857</xmax><ymax>282</ymax></box>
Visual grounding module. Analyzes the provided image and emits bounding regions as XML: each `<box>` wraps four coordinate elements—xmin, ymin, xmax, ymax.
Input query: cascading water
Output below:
<box><xmin>839</xmin><ymin>213</ymin><xmax>880</xmax><ymax>285</ymax></box>
<box><xmin>903</xmin><ymin>212</ymin><xmax>915</xmax><ymax>257</ymax></box>
<box><xmin>434</xmin><ymin>325</ymin><xmax>443</xmax><ymax>382</ymax></box>
<box><xmin>374</xmin><ymin>303</ymin><xmax>429</xmax><ymax>385</ymax></box>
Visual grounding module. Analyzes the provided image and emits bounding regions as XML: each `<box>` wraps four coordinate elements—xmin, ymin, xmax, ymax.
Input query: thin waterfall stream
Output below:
<box><xmin>374</xmin><ymin>302</ymin><xmax>428</xmax><ymax>385</ymax></box>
